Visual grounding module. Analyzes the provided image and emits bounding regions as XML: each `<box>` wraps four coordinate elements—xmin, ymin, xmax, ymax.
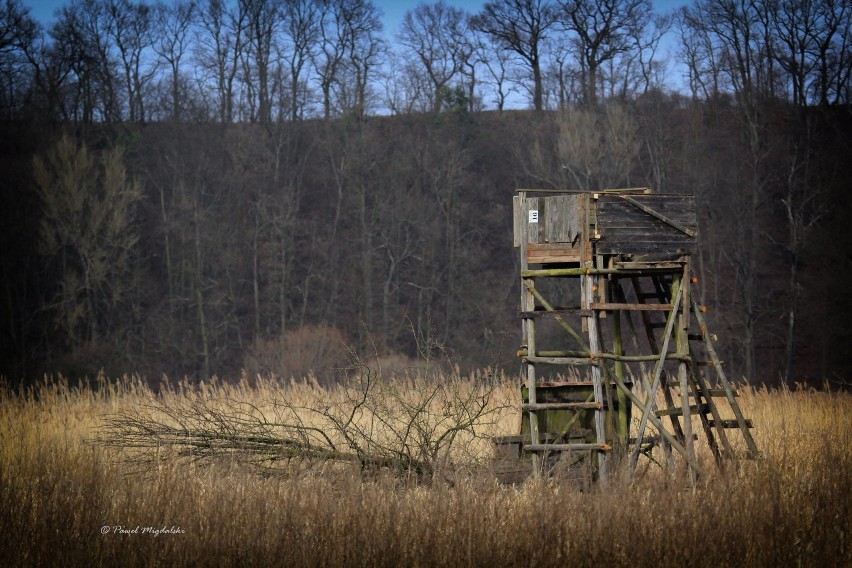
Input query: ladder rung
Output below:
<box><xmin>523</xmin><ymin>355</ymin><xmax>595</xmax><ymax>366</ymax></box>
<box><xmin>523</xmin><ymin>402</ymin><xmax>602</xmax><ymax>411</ymax></box>
<box><xmin>708</xmin><ymin>419</ymin><xmax>754</xmax><ymax>428</ymax></box>
<box><xmin>524</xmin><ymin>443</ymin><xmax>612</xmax><ymax>453</ymax></box>
<box><xmin>655</xmin><ymin>403</ymin><xmax>710</xmax><ymax>417</ymax></box>
<box><xmin>492</xmin><ymin>433</ymin><xmax>557</xmax><ymax>445</ymax></box>
<box><xmin>592</xmin><ymin>302</ymin><xmax>673</xmax><ymax>311</ymax></box>
<box><xmin>519</xmin><ymin>308</ymin><xmax>593</xmax><ymax>319</ymax></box>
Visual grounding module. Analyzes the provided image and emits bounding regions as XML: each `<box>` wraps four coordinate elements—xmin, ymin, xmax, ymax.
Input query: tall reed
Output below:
<box><xmin>0</xmin><ymin>375</ymin><xmax>848</xmax><ymax>567</ymax></box>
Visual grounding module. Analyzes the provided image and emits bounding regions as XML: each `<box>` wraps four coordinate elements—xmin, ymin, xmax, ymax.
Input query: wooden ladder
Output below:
<box><xmin>519</xmin><ymin>269</ymin><xmax>612</xmax><ymax>479</ymax></box>
<box><xmin>623</xmin><ymin>268</ymin><xmax>759</xmax><ymax>475</ymax></box>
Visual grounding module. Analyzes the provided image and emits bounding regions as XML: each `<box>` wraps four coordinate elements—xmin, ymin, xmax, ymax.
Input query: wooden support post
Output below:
<box><xmin>678</xmin><ymin>266</ymin><xmax>697</xmax><ymax>483</ymax></box>
<box><xmin>526</xmin><ymin>309</ymin><xmax>540</xmax><ymax>470</ymax></box>
<box><xmin>518</xmin><ymin>189</ymin><xmax>541</xmax><ymax>476</ymax></box>
<box><xmin>585</xmin><ymin>271</ymin><xmax>608</xmax><ymax>479</ymax></box>
<box><xmin>612</xmin><ymin>288</ymin><xmax>629</xmax><ymax>453</ymax></box>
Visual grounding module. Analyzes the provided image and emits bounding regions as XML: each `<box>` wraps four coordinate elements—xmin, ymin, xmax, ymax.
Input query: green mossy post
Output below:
<box><xmin>612</xmin><ymin>297</ymin><xmax>629</xmax><ymax>452</ymax></box>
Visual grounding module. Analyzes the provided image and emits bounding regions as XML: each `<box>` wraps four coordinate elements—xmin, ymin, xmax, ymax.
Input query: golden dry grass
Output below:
<box><xmin>0</xmin><ymin>374</ymin><xmax>849</xmax><ymax>567</ymax></box>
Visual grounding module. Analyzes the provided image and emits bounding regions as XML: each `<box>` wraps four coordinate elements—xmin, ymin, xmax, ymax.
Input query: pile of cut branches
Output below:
<box><xmin>98</xmin><ymin>360</ymin><xmax>510</xmax><ymax>482</ymax></box>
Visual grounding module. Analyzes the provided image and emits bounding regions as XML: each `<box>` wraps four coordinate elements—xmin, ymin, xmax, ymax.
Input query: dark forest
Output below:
<box><xmin>1</xmin><ymin>0</ymin><xmax>851</xmax><ymax>386</ymax></box>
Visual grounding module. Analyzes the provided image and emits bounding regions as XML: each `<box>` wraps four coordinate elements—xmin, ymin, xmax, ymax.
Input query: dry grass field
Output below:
<box><xmin>0</xmin><ymin>371</ymin><xmax>849</xmax><ymax>567</ymax></box>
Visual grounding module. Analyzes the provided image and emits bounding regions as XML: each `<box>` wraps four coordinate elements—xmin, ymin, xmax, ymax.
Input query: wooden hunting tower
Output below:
<box><xmin>497</xmin><ymin>187</ymin><xmax>758</xmax><ymax>483</ymax></box>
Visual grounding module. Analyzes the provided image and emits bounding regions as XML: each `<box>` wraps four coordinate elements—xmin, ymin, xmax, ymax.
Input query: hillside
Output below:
<box><xmin>2</xmin><ymin>103</ymin><xmax>851</xmax><ymax>384</ymax></box>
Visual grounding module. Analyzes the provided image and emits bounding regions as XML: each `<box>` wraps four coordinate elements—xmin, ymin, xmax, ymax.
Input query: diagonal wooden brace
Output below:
<box><xmin>629</xmin><ymin>280</ymin><xmax>683</xmax><ymax>471</ymax></box>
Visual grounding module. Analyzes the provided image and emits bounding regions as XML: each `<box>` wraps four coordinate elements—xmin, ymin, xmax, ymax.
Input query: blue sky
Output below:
<box><xmin>25</xmin><ymin>0</ymin><xmax>692</xmax><ymax>36</ymax></box>
<box><xmin>22</xmin><ymin>0</ymin><xmax>691</xmax><ymax>92</ymax></box>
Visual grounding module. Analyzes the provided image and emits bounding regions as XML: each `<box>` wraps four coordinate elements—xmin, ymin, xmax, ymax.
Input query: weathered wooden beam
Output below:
<box><xmin>524</xmin><ymin>443</ymin><xmax>612</xmax><ymax>452</ymax></box>
<box><xmin>521</xmin><ymin>267</ymin><xmax>683</xmax><ymax>277</ymax></box>
<box><xmin>615</xmin><ymin>261</ymin><xmax>685</xmax><ymax>270</ymax></box>
<box><xmin>527</xmin><ymin>243</ymin><xmax>582</xmax><ymax>264</ymax></box>
<box><xmin>518</xmin><ymin>309</ymin><xmax>593</xmax><ymax>319</ymax></box>
<box><xmin>522</xmin><ymin>402</ymin><xmax>603</xmax><ymax>411</ymax></box>
<box><xmin>516</xmin><ymin>348</ymin><xmax>689</xmax><ymax>362</ymax></box>
<box><xmin>591</xmin><ymin>302</ymin><xmax>674</xmax><ymax>311</ymax></box>
<box><xmin>523</xmin><ymin>355</ymin><xmax>594</xmax><ymax>366</ymax></box>
<box><xmin>515</xmin><ymin>187</ymin><xmax>650</xmax><ymax>195</ymax></box>
<box><xmin>612</xmin><ymin>301</ymin><xmax>629</xmax><ymax>451</ymax></box>
<box><xmin>677</xmin><ymin>268</ymin><xmax>696</xmax><ymax>485</ymax></box>
<box><xmin>522</xmin><ymin>267</ymin><xmax>616</xmax><ymax>277</ymax></box>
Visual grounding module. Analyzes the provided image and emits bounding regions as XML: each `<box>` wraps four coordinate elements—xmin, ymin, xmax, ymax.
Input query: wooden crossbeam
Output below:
<box><xmin>525</xmin><ymin>443</ymin><xmax>612</xmax><ymax>452</ymax></box>
<box><xmin>591</xmin><ymin>302</ymin><xmax>674</xmax><ymax>311</ymax></box>
<box><xmin>522</xmin><ymin>402</ymin><xmax>602</xmax><ymax>411</ymax></box>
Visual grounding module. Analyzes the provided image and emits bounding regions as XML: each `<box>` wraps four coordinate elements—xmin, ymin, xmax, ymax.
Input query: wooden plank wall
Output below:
<box><xmin>596</xmin><ymin>195</ymin><xmax>697</xmax><ymax>256</ymax></box>
<box><xmin>513</xmin><ymin>195</ymin><xmax>582</xmax><ymax>247</ymax></box>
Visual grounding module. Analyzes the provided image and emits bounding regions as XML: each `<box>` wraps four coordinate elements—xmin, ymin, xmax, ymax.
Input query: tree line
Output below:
<box><xmin>1</xmin><ymin>0</ymin><xmax>851</xmax><ymax>386</ymax></box>
<box><xmin>2</xmin><ymin>0</ymin><xmax>850</xmax><ymax>121</ymax></box>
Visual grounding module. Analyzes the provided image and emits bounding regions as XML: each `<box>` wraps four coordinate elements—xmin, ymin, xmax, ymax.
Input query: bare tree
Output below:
<box><xmin>775</xmin><ymin>124</ymin><xmax>827</xmax><ymax>384</ymax></box>
<box><xmin>810</xmin><ymin>0</ymin><xmax>851</xmax><ymax>106</ymax></box>
<box><xmin>473</xmin><ymin>0</ymin><xmax>558</xmax><ymax>111</ymax></box>
<box><xmin>677</xmin><ymin>5</ymin><xmax>728</xmax><ymax>100</ymax></box>
<box><xmin>315</xmin><ymin>0</ymin><xmax>347</xmax><ymax>118</ymax></box>
<box><xmin>559</xmin><ymin>0</ymin><xmax>657</xmax><ymax>105</ymax></box>
<box><xmin>340</xmin><ymin>0</ymin><xmax>383</xmax><ymax>116</ymax></box>
<box><xmin>0</xmin><ymin>0</ymin><xmax>41</xmax><ymax>118</ymax></box>
<box><xmin>679</xmin><ymin>0</ymin><xmax>778</xmax><ymax>381</ymax></box>
<box><xmin>50</xmin><ymin>0</ymin><xmax>120</xmax><ymax>121</ymax></box>
<box><xmin>0</xmin><ymin>0</ymin><xmax>27</xmax><ymax>52</ymax></box>
<box><xmin>106</xmin><ymin>0</ymin><xmax>155</xmax><ymax>122</ymax></box>
<box><xmin>151</xmin><ymin>0</ymin><xmax>196</xmax><ymax>120</ymax></box>
<box><xmin>34</xmin><ymin>136</ymin><xmax>142</xmax><ymax>348</ymax></box>
<box><xmin>240</xmin><ymin>0</ymin><xmax>279</xmax><ymax>122</ymax></box>
<box><xmin>473</xmin><ymin>25</ymin><xmax>518</xmax><ymax>111</ymax></box>
<box><xmin>397</xmin><ymin>1</ymin><xmax>471</xmax><ymax>113</ymax></box>
<box><xmin>280</xmin><ymin>0</ymin><xmax>321</xmax><ymax>121</ymax></box>
<box><xmin>195</xmin><ymin>0</ymin><xmax>245</xmax><ymax>122</ymax></box>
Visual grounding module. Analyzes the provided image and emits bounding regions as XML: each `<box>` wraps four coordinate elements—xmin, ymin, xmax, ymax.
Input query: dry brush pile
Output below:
<box><xmin>0</xmin><ymin>370</ymin><xmax>849</xmax><ymax>567</ymax></box>
<box><xmin>98</xmin><ymin>362</ymin><xmax>513</xmax><ymax>481</ymax></box>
